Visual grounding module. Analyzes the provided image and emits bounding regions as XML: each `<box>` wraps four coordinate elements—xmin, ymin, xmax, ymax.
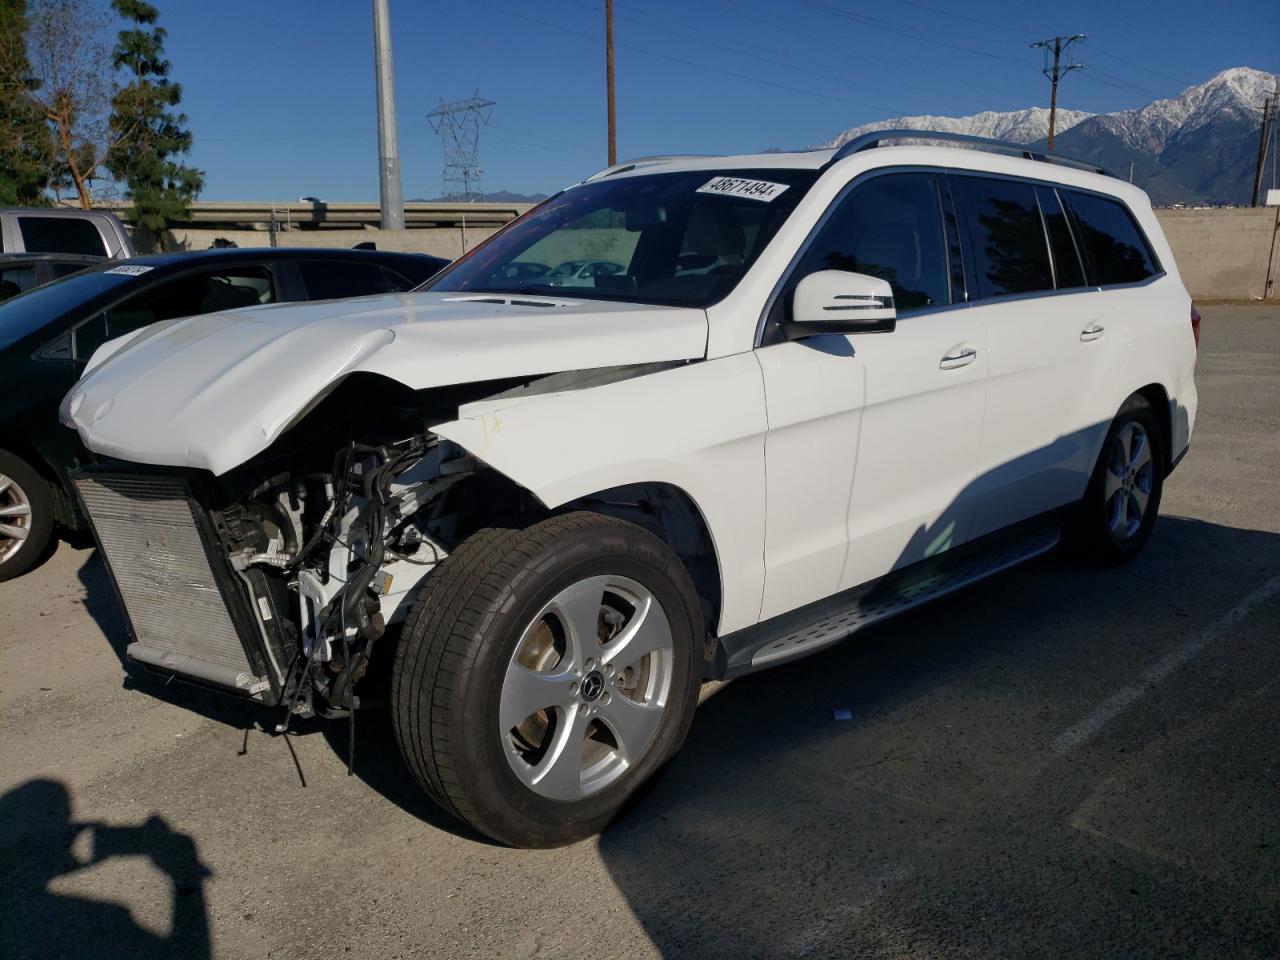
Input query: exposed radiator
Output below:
<box><xmin>75</xmin><ymin>474</ymin><xmax>269</xmax><ymax>697</ymax></box>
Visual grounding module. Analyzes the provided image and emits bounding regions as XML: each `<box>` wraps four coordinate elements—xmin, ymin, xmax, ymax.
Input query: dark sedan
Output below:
<box><xmin>0</xmin><ymin>246</ymin><xmax>447</xmax><ymax>580</ymax></box>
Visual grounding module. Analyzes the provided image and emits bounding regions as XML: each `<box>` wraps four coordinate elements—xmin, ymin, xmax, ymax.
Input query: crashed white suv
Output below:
<box><xmin>63</xmin><ymin>132</ymin><xmax>1198</xmax><ymax>847</ymax></box>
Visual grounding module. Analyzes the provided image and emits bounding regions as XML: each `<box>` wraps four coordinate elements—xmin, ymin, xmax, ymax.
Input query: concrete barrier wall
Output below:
<box><xmin>1154</xmin><ymin>208</ymin><xmax>1278</xmax><ymax>301</ymax></box>
<box><xmin>164</xmin><ymin>206</ymin><xmax>1279</xmax><ymax>301</ymax></box>
<box><xmin>168</xmin><ymin>224</ymin><xmax>504</xmax><ymax>261</ymax></box>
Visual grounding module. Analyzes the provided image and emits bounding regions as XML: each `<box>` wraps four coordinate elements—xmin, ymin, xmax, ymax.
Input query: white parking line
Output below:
<box><xmin>1053</xmin><ymin>573</ymin><xmax>1280</xmax><ymax>754</ymax></box>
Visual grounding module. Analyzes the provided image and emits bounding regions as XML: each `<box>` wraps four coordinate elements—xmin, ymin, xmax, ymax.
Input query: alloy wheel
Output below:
<box><xmin>1104</xmin><ymin>421</ymin><xmax>1154</xmax><ymax>541</ymax></box>
<box><xmin>500</xmin><ymin>574</ymin><xmax>675</xmax><ymax>801</ymax></box>
<box><xmin>0</xmin><ymin>472</ymin><xmax>33</xmax><ymax>565</ymax></box>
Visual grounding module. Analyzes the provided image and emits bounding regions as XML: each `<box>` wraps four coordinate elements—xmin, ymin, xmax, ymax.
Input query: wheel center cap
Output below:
<box><xmin>580</xmin><ymin>671</ymin><xmax>605</xmax><ymax>703</ymax></box>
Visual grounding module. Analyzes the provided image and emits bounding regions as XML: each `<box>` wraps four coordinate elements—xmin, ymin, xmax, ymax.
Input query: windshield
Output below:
<box><xmin>427</xmin><ymin>168</ymin><xmax>818</xmax><ymax>308</ymax></box>
<box><xmin>0</xmin><ymin>266</ymin><xmax>137</xmax><ymax>351</ymax></box>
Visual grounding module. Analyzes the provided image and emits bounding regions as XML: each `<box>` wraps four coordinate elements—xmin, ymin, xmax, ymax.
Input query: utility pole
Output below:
<box><xmin>1253</xmin><ymin>96</ymin><xmax>1271</xmax><ymax>207</ymax></box>
<box><xmin>1031</xmin><ymin>34</ymin><xmax>1085</xmax><ymax>152</ymax></box>
<box><xmin>606</xmin><ymin>0</ymin><xmax>617</xmax><ymax>165</ymax></box>
<box><xmin>373</xmin><ymin>0</ymin><xmax>404</xmax><ymax>229</ymax></box>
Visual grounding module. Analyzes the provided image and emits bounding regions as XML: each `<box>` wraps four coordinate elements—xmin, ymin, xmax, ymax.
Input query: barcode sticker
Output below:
<box><xmin>696</xmin><ymin>176</ymin><xmax>790</xmax><ymax>202</ymax></box>
<box><xmin>104</xmin><ymin>264</ymin><xmax>154</xmax><ymax>276</ymax></box>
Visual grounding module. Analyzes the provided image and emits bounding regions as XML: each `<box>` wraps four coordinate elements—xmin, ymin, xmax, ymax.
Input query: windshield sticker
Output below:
<box><xmin>696</xmin><ymin>176</ymin><xmax>790</xmax><ymax>202</ymax></box>
<box><xmin>103</xmin><ymin>264</ymin><xmax>154</xmax><ymax>276</ymax></box>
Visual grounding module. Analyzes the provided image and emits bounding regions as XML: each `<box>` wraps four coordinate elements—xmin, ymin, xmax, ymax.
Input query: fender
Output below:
<box><xmin>434</xmin><ymin>352</ymin><xmax>770</xmax><ymax>635</ymax></box>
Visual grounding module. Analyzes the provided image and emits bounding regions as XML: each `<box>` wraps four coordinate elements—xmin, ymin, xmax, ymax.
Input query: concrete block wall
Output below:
<box><xmin>1154</xmin><ymin>207</ymin><xmax>1279</xmax><ymax>301</ymax></box>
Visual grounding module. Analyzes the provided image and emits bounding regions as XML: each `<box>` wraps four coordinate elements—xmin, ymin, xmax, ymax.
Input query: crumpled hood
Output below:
<box><xmin>61</xmin><ymin>291</ymin><xmax>707</xmax><ymax>475</ymax></box>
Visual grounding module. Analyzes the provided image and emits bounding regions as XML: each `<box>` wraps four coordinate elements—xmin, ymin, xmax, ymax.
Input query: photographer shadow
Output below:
<box><xmin>0</xmin><ymin>779</ymin><xmax>212</xmax><ymax>960</ymax></box>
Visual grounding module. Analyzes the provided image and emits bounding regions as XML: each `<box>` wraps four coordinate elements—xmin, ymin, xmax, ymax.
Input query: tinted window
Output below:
<box><xmin>794</xmin><ymin>173</ymin><xmax>950</xmax><ymax>312</ymax></box>
<box><xmin>298</xmin><ymin>260</ymin><xmax>394</xmax><ymax>299</ymax></box>
<box><xmin>1063</xmin><ymin>191</ymin><xmax>1158</xmax><ymax>285</ymax></box>
<box><xmin>0</xmin><ymin>268</ymin><xmax>134</xmax><ymax>351</ymax></box>
<box><xmin>51</xmin><ymin>261</ymin><xmax>92</xmax><ymax>279</ymax></box>
<box><xmin>105</xmin><ymin>267</ymin><xmax>276</xmax><ymax>340</ymax></box>
<box><xmin>73</xmin><ymin>314</ymin><xmax>109</xmax><ymax>360</ymax></box>
<box><xmin>381</xmin><ymin>267</ymin><xmax>414</xmax><ymax>292</ymax></box>
<box><xmin>953</xmin><ymin>175</ymin><xmax>1053</xmax><ymax>299</ymax></box>
<box><xmin>1036</xmin><ymin>186</ymin><xmax>1087</xmax><ymax>290</ymax></box>
<box><xmin>18</xmin><ymin>216</ymin><xmax>107</xmax><ymax>256</ymax></box>
<box><xmin>0</xmin><ymin>266</ymin><xmax>38</xmax><ymax>302</ymax></box>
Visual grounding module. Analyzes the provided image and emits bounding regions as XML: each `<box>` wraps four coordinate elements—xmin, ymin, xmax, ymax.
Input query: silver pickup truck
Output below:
<box><xmin>0</xmin><ymin>208</ymin><xmax>135</xmax><ymax>260</ymax></box>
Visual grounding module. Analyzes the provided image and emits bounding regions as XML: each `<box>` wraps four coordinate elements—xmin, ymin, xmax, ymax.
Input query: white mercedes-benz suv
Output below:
<box><xmin>62</xmin><ymin>131</ymin><xmax>1198</xmax><ymax>847</ymax></box>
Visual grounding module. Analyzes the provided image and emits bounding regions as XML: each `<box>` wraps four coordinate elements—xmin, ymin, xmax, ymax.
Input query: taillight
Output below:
<box><xmin>1190</xmin><ymin>304</ymin><xmax>1201</xmax><ymax>350</ymax></box>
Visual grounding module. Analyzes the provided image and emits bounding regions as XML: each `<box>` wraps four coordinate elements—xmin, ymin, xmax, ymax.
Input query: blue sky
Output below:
<box><xmin>148</xmin><ymin>0</ymin><xmax>1279</xmax><ymax>201</ymax></box>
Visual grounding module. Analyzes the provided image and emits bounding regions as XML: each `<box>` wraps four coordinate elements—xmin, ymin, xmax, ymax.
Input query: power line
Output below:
<box><xmin>795</xmin><ymin>0</ymin><xmax>1029</xmax><ymax>65</ymax></box>
<box><xmin>561</xmin><ymin>0</ymin><xmax>960</xmax><ymax>113</ymax></box>
<box><xmin>1031</xmin><ymin>35</ymin><xmax>1086</xmax><ymax>150</ymax></box>
<box><xmin>464</xmin><ymin>0</ymin><xmax>899</xmax><ymax>113</ymax></box>
<box><xmin>883</xmin><ymin>0</ymin><xmax>1040</xmax><ymax>37</ymax></box>
<box><xmin>698</xmin><ymin>0</ymin><xmax>1041</xmax><ymax>102</ymax></box>
<box><xmin>1086</xmin><ymin>45</ymin><xmax>1195</xmax><ymax>89</ymax></box>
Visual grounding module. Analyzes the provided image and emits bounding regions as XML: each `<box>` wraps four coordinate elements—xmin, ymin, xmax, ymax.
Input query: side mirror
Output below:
<box><xmin>781</xmin><ymin>269</ymin><xmax>897</xmax><ymax>340</ymax></box>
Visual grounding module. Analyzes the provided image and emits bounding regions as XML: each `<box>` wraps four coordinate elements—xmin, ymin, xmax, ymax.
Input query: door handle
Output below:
<box><xmin>939</xmin><ymin>347</ymin><xmax>978</xmax><ymax>370</ymax></box>
<box><xmin>1080</xmin><ymin>322</ymin><xmax>1105</xmax><ymax>342</ymax></box>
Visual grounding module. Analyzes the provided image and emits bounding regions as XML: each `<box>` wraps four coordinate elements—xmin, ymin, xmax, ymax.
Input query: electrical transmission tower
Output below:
<box><xmin>427</xmin><ymin>91</ymin><xmax>495</xmax><ymax>201</ymax></box>
<box><xmin>1031</xmin><ymin>34</ymin><xmax>1086</xmax><ymax>152</ymax></box>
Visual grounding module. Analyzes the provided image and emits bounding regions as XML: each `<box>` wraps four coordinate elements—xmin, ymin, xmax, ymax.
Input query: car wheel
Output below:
<box><xmin>1068</xmin><ymin>395</ymin><xmax>1165</xmax><ymax>565</ymax></box>
<box><xmin>391</xmin><ymin>512</ymin><xmax>703</xmax><ymax>848</ymax></box>
<box><xmin>0</xmin><ymin>450</ymin><xmax>55</xmax><ymax>582</ymax></box>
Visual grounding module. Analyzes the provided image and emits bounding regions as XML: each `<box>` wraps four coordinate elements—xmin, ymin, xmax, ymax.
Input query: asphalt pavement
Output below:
<box><xmin>2</xmin><ymin>304</ymin><xmax>1277</xmax><ymax>959</ymax></box>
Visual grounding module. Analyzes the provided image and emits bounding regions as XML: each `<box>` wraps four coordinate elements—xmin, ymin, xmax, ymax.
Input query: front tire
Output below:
<box><xmin>0</xmin><ymin>450</ymin><xmax>55</xmax><ymax>583</ymax></box>
<box><xmin>391</xmin><ymin>512</ymin><xmax>703</xmax><ymax>847</ymax></box>
<box><xmin>1067</xmin><ymin>395</ymin><xmax>1165</xmax><ymax>565</ymax></box>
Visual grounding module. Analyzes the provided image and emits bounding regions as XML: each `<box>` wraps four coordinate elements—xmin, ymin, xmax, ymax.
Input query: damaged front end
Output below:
<box><xmin>72</xmin><ymin>378</ymin><xmax>538</xmax><ymax>724</ymax></box>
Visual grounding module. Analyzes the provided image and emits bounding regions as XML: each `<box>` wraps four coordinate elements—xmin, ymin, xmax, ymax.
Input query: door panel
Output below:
<box><xmin>967</xmin><ymin>292</ymin><xmax>1109</xmax><ymax>537</ymax></box>
<box><xmin>758</xmin><ymin>170</ymin><xmax>987</xmax><ymax>619</ymax></box>
<box><xmin>757</xmin><ymin>336</ymin><xmax>866</xmax><ymax>619</ymax></box>
<box><xmin>838</xmin><ymin>311</ymin><xmax>988</xmax><ymax>591</ymax></box>
<box><xmin>953</xmin><ymin>177</ymin><xmax>1119</xmax><ymax>537</ymax></box>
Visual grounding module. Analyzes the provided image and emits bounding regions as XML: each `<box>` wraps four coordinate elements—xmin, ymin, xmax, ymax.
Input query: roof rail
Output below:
<box><xmin>582</xmin><ymin>154</ymin><xmax>718</xmax><ymax>183</ymax></box>
<box><xmin>826</xmin><ymin>128</ymin><xmax>1113</xmax><ymax>178</ymax></box>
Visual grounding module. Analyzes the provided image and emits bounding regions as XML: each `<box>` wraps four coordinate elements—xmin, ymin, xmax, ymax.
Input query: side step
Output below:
<box><xmin>711</xmin><ymin>530</ymin><xmax>1060</xmax><ymax>679</ymax></box>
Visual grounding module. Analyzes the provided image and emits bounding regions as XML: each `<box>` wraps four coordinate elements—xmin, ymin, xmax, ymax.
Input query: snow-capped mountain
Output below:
<box><xmin>819</xmin><ymin>106</ymin><xmax>1093</xmax><ymax>149</ymax></box>
<box><xmin>817</xmin><ymin>67</ymin><xmax>1277</xmax><ymax>204</ymax></box>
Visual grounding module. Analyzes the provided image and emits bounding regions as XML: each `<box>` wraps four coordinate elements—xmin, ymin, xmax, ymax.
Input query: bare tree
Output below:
<box><xmin>1</xmin><ymin>0</ymin><xmax>124</xmax><ymax>208</ymax></box>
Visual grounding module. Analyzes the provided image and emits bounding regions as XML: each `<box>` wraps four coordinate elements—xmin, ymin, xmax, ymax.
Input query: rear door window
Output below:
<box><xmin>296</xmin><ymin>260</ymin><xmax>393</xmax><ymax>299</ymax></box>
<box><xmin>792</xmin><ymin>172</ymin><xmax>951</xmax><ymax>312</ymax></box>
<box><xmin>1036</xmin><ymin>186</ymin><xmax>1088</xmax><ymax>290</ymax></box>
<box><xmin>1062</xmin><ymin>190</ymin><xmax>1159</xmax><ymax>286</ymax></box>
<box><xmin>951</xmin><ymin>175</ymin><xmax>1053</xmax><ymax>299</ymax></box>
<box><xmin>18</xmin><ymin>216</ymin><xmax>108</xmax><ymax>257</ymax></box>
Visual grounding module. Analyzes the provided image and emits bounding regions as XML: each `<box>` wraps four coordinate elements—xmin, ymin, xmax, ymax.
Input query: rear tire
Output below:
<box><xmin>390</xmin><ymin>512</ymin><xmax>703</xmax><ymax>847</ymax></box>
<box><xmin>0</xmin><ymin>450</ymin><xmax>55</xmax><ymax>583</ymax></box>
<box><xmin>1066</xmin><ymin>395</ymin><xmax>1164</xmax><ymax>566</ymax></box>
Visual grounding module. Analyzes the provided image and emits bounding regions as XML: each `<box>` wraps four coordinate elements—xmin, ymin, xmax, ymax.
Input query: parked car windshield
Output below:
<box><xmin>0</xmin><ymin>265</ymin><xmax>139</xmax><ymax>351</ymax></box>
<box><xmin>427</xmin><ymin>168</ymin><xmax>819</xmax><ymax>308</ymax></box>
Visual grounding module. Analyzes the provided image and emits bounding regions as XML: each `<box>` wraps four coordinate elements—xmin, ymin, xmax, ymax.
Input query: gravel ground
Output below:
<box><xmin>2</xmin><ymin>304</ymin><xmax>1278</xmax><ymax>960</ymax></box>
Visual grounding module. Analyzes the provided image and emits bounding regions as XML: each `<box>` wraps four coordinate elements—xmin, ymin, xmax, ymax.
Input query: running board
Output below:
<box><xmin>711</xmin><ymin>530</ymin><xmax>1060</xmax><ymax>679</ymax></box>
